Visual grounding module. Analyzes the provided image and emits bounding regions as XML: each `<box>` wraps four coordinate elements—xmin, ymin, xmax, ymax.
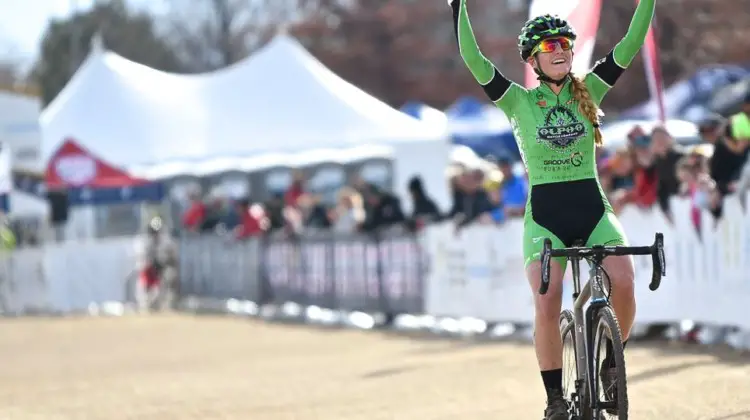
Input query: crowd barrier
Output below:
<box><xmin>1</xmin><ymin>196</ymin><xmax>749</xmax><ymax>342</ymax></box>
<box><xmin>180</xmin><ymin>196</ymin><xmax>750</xmax><ymax>332</ymax></box>
<box><xmin>0</xmin><ymin>236</ymin><xmax>137</xmax><ymax>315</ymax></box>
<box><xmin>179</xmin><ymin>230</ymin><xmax>426</xmax><ymax>315</ymax></box>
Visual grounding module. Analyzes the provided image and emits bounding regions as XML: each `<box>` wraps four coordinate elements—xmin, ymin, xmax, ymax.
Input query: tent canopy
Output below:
<box><xmin>444</xmin><ymin>96</ymin><xmax>519</xmax><ymax>160</ymax></box>
<box><xmin>40</xmin><ymin>34</ymin><xmax>444</xmax><ymax>176</ymax></box>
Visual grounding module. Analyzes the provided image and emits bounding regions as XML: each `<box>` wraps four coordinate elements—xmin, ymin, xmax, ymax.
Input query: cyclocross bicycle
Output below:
<box><xmin>539</xmin><ymin>233</ymin><xmax>666</xmax><ymax>419</ymax></box>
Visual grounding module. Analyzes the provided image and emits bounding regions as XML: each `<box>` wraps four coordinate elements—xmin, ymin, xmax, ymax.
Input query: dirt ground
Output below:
<box><xmin>0</xmin><ymin>314</ymin><xmax>748</xmax><ymax>420</ymax></box>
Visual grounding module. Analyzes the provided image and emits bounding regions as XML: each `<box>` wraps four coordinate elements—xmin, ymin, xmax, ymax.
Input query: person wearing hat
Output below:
<box><xmin>729</xmin><ymin>92</ymin><xmax>750</xmax><ymax>142</ymax></box>
<box><xmin>699</xmin><ymin>114</ymin><xmax>747</xmax><ymax>196</ymax></box>
<box><xmin>730</xmin><ymin>94</ymin><xmax>750</xmax><ymax>201</ymax></box>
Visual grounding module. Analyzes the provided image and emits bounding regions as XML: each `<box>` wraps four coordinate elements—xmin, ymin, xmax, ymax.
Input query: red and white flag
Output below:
<box><xmin>524</xmin><ymin>0</ymin><xmax>603</xmax><ymax>88</ymax></box>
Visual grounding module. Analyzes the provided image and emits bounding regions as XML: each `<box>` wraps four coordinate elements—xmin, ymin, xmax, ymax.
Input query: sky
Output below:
<box><xmin>0</xmin><ymin>0</ymin><xmax>163</xmax><ymax>67</ymax></box>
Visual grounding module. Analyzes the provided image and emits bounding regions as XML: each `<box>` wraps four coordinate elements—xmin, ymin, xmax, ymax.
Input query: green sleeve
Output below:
<box><xmin>613</xmin><ymin>0</ymin><xmax>656</xmax><ymax>67</ymax></box>
<box><xmin>450</xmin><ymin>0</ymin><xmax>523</xmax><ymax>114</ymax></box>
<box><xmin>584</xmin><ymin>0</ymin><xmax>656</xmax><ymax>105</ymax></box>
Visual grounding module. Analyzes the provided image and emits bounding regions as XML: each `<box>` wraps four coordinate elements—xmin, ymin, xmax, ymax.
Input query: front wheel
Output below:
<box><xmin>560</xmin><ymin>310</ymin><xmax>590</xmax><ymax>420</ymax></box>
<box><xmin>593</xmin><ymin>306</ymin><xmax>629</xmax><ymax>419</ymax></box>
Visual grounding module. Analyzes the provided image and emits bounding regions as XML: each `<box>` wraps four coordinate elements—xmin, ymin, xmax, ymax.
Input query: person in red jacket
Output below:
<box><xmin>284</xmin><ymin>170</ymin><xmax>305</xmax><ymax>208</ymax></box>
<box><xmin>182</xmin><ymin>190</ymin><xmax>206</xmax><ymax>231</ymax></box>
<box><xmin>234</xmin><ymin>199</ymin><xmax>268</xmax><ymax>239</ymax></box>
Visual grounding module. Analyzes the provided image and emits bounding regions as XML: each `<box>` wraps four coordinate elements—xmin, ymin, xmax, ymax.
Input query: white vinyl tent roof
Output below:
<box><xmin>40</xmin><ymin>34</ymin><xmax>444</xmax><ymax>178</ymax></box>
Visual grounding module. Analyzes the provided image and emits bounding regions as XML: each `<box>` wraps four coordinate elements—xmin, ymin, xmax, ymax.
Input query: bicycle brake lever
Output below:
<box><xmin>649</xmin><ymin>232</ymin><xmax>665</xmax><ymax>291</ymax></box>
<box><xmin>655</xmin><ymin>232</ymin><xmax>666</xmax><ymax>276</ymax></box>
<box><xmin>539</xmin><ymin>238</ymin><xmax>552</xmax><ymax>295</ymax></box>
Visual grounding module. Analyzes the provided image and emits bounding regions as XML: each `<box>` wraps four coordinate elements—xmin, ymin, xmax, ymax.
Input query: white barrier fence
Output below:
<box><xmin>424</xmin><ymin>196</ymin><xmax>750</xmax><ymax>331</ymax></box>
<box><xmin>0</xmin><ymin>237</ymin><xmax>137</xmax><ymax>315</ymax></box>
<box><xmin>0</xmin><ymin>196</ymin><xmax>748</xmax><ymax>339</ymax></box>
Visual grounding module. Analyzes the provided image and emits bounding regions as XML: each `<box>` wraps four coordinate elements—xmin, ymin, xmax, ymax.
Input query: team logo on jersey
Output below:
<box><xmin>543</xmin><ymin>151</ymin><xmax>584</xmax><ymax>168</ymax></box>
<box><xmin>536</xmin><ymin>105</ymin><xmax>586</xmax><ymax>151</ymax></box>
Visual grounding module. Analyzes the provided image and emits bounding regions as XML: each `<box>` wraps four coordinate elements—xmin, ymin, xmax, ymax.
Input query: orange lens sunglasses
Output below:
<box><xmin>532</xmin><ymin>37</ymin><xmax>574</xmax><ymax>55</ymax></box>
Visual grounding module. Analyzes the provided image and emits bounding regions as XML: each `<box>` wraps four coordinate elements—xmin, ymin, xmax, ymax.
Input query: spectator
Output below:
<box><xmin>446</xmin><ymin>163</ymin><xmax>466</xmax><ymax>217</ymax></box>
<box><xmin>285</xmin><ymin>170</ymin><xmax>305</xmax><ymax>208</ymax></box>
<box><xmin>676</xmin><ymin>155</ymin><xmax>720</xmax><ymax>232</ymax></box>
<box><xmin>299</xmin><ymin>194</ymin><xmax>331</xmax><ymax>229</ymax></box>
<box><xmin>600</xmin><ymin>148</ymin><xmax>635</xmax><ymax>210</ymax></box>
<box><xmin>651</xmin><ymin>126</ymin><xmax>685</xmax><ymax>215</ymax></box>
<box><xmin>627</xmin><ymin>125</ymin><xmax>648</xmax><ymax>146</ymax></box>
<box><xmin>361</xmin><ymin>184</ymin><xmax>406</xmax><ymax>231</ymax></box>
<box><xmin>221</xmin><ymin>198</ymin><xmax>242</xmax><ymax>230</ymax></box>
<box><xmin>331</xmin><ymin>187</ymin><xmax>365</xmax><ymax>233</ymax></box>
<box><xmin>496</xmin><ymin>154</ymin><xmax>528</xmax><ymax>219</ymax></box>
<box><xmin>448</xmin><ymin>165</ymin><xmax>494</xmax><ymax>227</ymax></box>
<box><xmin>200</xmin><ymin>193</ymin><xmax>226</xmax><ymax>232</ymax></box>
<box><xmin>482</xmin><ymin>167</ymin><xmax>505</xmax><ymax>223</ymax></box>
<box><xmin>407</xmin><ymin>175</ymin><xmax>441</xmax><ymax>228</ymax></box>
<box><xmin>698</xmin><ymin>115</ymin><xmax>746</xmax><ymax>196</ymax></box>
<box><xmin>181</xmin><ymin>189</ymin><xmax>206</xmax><ymax>232</ymax></box>
<box><xmin>728</xmin><ymin>92</ymin><xmax>750</xmax><ymax>143</ymax></box>
<box><xmin>234</xmin><ymin>199</ymin><xmax>267</xmax><ymax>239</ymax></box>
<box><xmin>598</xmin><ymin>159</ymin><xmax>614</xmax><ymax>196</ymax></box>
<box><xmin>608</xmin><ymin>148</ymin><xmax>635</xmax><ymax>191</ymax></box>
<box><xmin>628</xmin><ymin>134</ymin><xmax>659</xmax><ymax>209</ymax></box>
<box><xmin>264</xmin><ymin>193</ymin><xmax>285</xmax><ymax>232</ymax></box>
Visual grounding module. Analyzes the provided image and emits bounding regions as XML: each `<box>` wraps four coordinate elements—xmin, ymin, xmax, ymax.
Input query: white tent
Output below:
<box><xmin>40</xmin><ymin>34</ymin><xmax>451</xmax><ymax>210</ymax></box>
<box><xmin>41</xmin><ymin>34</ymin><xmax>444</xmax><ymax>170</ymax></box>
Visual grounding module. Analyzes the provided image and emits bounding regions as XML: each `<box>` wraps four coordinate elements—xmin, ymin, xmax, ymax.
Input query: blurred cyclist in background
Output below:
<box><xmin>135</xmin><ymin>217</ymin><xmax>178</xmax><ymax>313</ymax></box>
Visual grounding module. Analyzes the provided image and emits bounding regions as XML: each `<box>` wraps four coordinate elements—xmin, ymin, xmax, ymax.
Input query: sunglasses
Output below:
<box><xmin>532</xmin><ymin>37</ymin><xmax>574</xmax><ymax>55</ymax></box>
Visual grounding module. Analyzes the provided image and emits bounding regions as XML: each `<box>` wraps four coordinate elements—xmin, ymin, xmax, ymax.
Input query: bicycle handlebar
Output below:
<box><xmin>539</xmin><ymin>232</ymin><xmax>666</xmax><ymax>295</ymax></box>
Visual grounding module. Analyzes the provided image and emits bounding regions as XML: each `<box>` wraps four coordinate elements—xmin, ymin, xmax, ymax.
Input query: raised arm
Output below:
<box><xmin>587</xmin><ymin>0</ymin><xmax>656</xmax><ymax>104</ymax></box>
<box><xmin>450</xmin><ymin>0</ymin><xmax>522</xmax><ymax>113</ymax></box>
<box><xmin>613</xmin><ymin>0</ymin><xmax>656</xmax><ymax>67</ymax></box>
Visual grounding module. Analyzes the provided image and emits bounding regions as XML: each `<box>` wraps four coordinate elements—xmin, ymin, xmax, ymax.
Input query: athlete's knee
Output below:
<box><xmin>535</xmin><ymin>294</ymin><xmax>562</xmax><ymax>324</ymax></box>
<box><xmin>526</xmin><ymin>261</ymin><xmax>563</xmax><ymax>322</ymax></box>
<box><xmin>604</xmin><ymin>256</ymin><xmax>635</xmax><ymax>296</ymax></box>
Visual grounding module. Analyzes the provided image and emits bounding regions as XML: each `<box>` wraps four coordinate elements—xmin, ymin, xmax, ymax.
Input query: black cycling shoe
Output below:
<box><xmin>543</xmin><ymin>389</ymin><xmax>569</xmax><ymax>420</ymax></box>
<box><xmin>599</xmin><ymin>363</ymin><xmax>619</xmax><ymax>415</ymax></box>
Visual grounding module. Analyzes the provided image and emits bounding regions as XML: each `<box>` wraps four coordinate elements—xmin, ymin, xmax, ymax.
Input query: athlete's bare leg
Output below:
<box><xmin>526</xmin><ymin>260</ymin><xmax>565</xmax><ymax>371</ymax></box>
<box><xmin>600</xmin><ymin>255</ymin><xmax>636</xmax><ymax>340</ymax></box>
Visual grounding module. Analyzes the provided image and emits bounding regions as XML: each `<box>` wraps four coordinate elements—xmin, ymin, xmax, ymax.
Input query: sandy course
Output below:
<box><xmin>0</xmin><ymin>315</ymin><xmax>748</xmax><ymax>420</ymax></box>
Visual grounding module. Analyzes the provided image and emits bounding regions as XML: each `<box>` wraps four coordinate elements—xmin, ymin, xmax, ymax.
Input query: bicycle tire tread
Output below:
<box><xmin>559</xmin><ymin>310</ymin><xmax>593</xmax><ymax>420</ymax></box>
<box><xmin>595</xmin><ymin>306</ymin><xmax>629</xmax><ymax>419</ymax></box>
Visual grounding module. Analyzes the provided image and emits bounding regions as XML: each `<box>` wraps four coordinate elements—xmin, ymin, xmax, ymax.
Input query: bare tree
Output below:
<box><xmin>591</xmin><ymin>0</ymin><xmax>750</xmax><ymax>111</ymax></box>
<box><xmin>165</xmin><ymin>0</ymin><xmax>324</xmax><ymax>72</ymax></box>
<box><xmin>32</xmin><ymin>0</ymin><xmax>184</xmax><ymax>106</ymax></box>
<box><xmin>0</xmin><ymin>42</ymin><xmax>40</xmax><ymax>97</ymax></box>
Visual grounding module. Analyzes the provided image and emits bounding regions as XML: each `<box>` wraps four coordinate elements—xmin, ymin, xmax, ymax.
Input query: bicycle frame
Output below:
<box><xmin>540</xmin><ymin>233</ymin><xmax>666</xmax><ymax>413</ymax></box>
<box><xmin>568</xmin><ymin>254</ymin><xmax>610</xmax><ymax>411</ymax></box>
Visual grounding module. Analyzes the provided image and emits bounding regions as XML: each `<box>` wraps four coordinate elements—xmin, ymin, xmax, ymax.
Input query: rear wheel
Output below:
<box><xmin>593</xmin><ymin>306</ymin><xmax>629</xmax><ymax>419</ymax></box>
<box><xmin>560</xmin><ymin>310</ymin><xmax>590</xmax><ymax>420</ymax></box>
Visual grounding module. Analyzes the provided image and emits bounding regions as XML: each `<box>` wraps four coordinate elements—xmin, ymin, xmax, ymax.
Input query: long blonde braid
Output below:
<box><xmin>569</xmin><ymin>76</ymin><xmax>604</xmax><ymax>147</ymax></box>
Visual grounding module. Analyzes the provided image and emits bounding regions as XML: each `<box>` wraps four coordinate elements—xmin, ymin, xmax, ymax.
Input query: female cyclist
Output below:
<box><xmin>449</xmin><ymin>0</ymin><xmax>655</xmax><ymax>418</ymax></box>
